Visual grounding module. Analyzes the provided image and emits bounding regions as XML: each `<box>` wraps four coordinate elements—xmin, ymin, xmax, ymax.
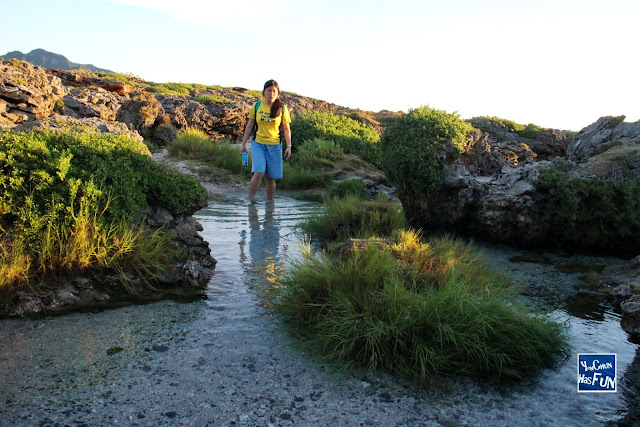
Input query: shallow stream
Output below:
<box><xmin>0</xmin><ymin>193</ymin><xmax>638</xmax><ymax>426</ymax></box>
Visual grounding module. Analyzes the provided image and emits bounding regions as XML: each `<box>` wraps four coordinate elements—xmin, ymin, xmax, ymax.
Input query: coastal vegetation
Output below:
<box><xmin>290</xmin><ymin>111</ymin><xmax>381</xmax><ymax>166</ymax></box>
<box><xmin>0</xmin><ymin>129</ymin><xmax>205</xmax><ymax>287</ymax></box>
<box><xmin>381</xmin><ymin>106</ymin><xmax>473</xmax><ymax>198</ymax></box>
<box><xmin>539</xmin><ymin>165</ymin><xmax>640</xmax><ymax>242</ymax></box>
<box><xmin>271</xmin><ymin>195</ymin><xmax>570</xmax><ymax>382</ymax></box>
<box><xmin>166</xmin><ymin>129</ymin><xmax>373</xmax><ymax>193</ymax></box>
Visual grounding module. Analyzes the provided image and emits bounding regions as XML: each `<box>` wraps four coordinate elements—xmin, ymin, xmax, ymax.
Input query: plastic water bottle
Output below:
<box><xmin>241</xmin><ymin>151</ymin><xmax>248</xmax><ymax>167</ymax></box>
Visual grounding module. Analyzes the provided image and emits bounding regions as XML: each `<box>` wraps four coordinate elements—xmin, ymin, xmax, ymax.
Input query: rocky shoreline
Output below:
<box><xmin>0</xmin><ymin>203</ymin><xmax>216</xmax><ymax>319</ymax></box>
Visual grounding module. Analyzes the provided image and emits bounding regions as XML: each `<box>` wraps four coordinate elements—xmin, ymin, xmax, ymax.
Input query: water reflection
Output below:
<box><xmin>239</xmin><ymin>202</ymin><xmax>285</xmax><ymax>286</ymax></box>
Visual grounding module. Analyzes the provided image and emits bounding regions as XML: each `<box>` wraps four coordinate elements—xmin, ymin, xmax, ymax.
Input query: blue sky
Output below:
<box><xmin>2</xmin><ymin>0</ymin><xmax>639</xmax><ymax>130</ymax></box>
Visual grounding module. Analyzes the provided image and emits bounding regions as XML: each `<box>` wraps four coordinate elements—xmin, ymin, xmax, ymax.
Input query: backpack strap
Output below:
<box><xmin>252</xmin><ymin>100</ymin><xmax>261</xmax><ymax>140</ymax></box>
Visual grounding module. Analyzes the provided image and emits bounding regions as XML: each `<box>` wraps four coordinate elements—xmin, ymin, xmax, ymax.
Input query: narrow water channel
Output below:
<box><xmin>0</xmin><ymin>193</ymin><xmax>637</xmax><ymax>426</ymax></box>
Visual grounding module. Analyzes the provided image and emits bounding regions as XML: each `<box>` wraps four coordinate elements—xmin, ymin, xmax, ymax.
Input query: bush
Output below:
<box><xmin>291</xmin><ymin>111</ymin><xmax>381</xmax><ymax>166</ymax></box>
<box><xmin>0</xmin><ymin>130</ymin><xmax>202</xmax><ymax>286</ymax></box>
<box><xmin>381</xmin><ymin>106</ymin><xmax>474</xmax><ymax>198</ymax></box>
<box><xmin>0</xmin><ymin>130</ymin><xmax>206</xmax><ymax>226</ymax></box>
<box><xmin>271</xmin><ymin>230</ymin><xmax>569</xmax><ymax>382</ymax></box>
<box><xmin>293</xmin><ymin>138</ymin><xmax>344</xmax><ymax>169</ymax></box>
<box><xmin>517</xmin><ymin>123</ymin><xmax>546</xmax><ymax>139</ymax></box>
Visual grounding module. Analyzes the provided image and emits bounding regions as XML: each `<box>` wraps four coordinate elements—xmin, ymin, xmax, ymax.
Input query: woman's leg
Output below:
<box><xmin>265</xmin><ymin>177</ymin><xmax>276</xmax><ymax>200</ymax></box>
<box><xmin>249</xmin><ymin>141</ymin><xmax>267</xmax><ymax>202</ymax></box>
<box><xmin>248</xmin><ymin>172</ymin><xmax>264</xmax><ymax>202</ymax></box>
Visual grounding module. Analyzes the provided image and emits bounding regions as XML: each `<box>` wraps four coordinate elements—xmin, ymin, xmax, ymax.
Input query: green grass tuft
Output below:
<box><xmin>271</xmin><ymin>230</ymin><xmax>570</xmax><ymax>382</ymax></box>
<box><xmin>327</xmin><ymin>179</ymin><xmax>367</xmax><ymax>200</ymax></box>
<box><xmin>301</xmin><ymin>194</ymin><xmax>405</xmax><ymax>244</ymax></box>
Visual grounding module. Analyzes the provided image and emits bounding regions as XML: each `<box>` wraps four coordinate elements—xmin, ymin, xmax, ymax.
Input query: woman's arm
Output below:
<box><xmin>283</xmin><ymin>122</ymin><xmax>292</xmax><ymax>159</ymax></box>
<box><xmin>241</xmin><ymin>118</ymin><xmax>255</xmax><ymax>153</ymax></box>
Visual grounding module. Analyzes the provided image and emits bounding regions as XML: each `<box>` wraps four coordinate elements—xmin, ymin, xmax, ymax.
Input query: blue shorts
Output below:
<box><xmin>251</xmin><ymin>141</ymin><xmax>283</xmax><ymax>179</ymax></box>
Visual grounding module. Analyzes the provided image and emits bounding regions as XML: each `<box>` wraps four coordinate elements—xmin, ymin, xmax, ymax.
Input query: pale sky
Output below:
<box><xmin>2</xmin><ymin>0</ymin><xmax>639</xmax><ymax>130</ymax></box>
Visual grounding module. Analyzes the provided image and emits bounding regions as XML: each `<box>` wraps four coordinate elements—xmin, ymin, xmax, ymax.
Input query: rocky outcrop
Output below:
<box><xmin>117</xmin><ymin>91</ymin><xmax>175</xmax><ymax>146</ymax></box>
<box><xmin>401</xmin><ymin>116</ymin><xmax>640</xmax><ymax>256</ymax></box>
<box><xmin>1</xmin><ymin>59</ymin><xmax>385</xmax><ymax>142</ymax></box>
<box><xmin>568</xmin><ymin>116</ymin><xmax>640</xmax><ymax>162</ymax></box>
<box><xmin>57</xmin><ymin>87</ymin><xmax>121</xmax><ymax>121</ymax></box>
<box><xmin>49</xmin><ymin>68</ymin><xmax>133</xmax><ymax>94</ymax></box>
<box><xmin>0</xmin><ymin>58</ymin><xmax>66</xmax><ymax>125</ymax></box>
<box><xmin>159</xmin><ymin>95</ymin><xmax>250</xmax><ymax>140</ymax></box>
<box><xmin>467</xmin><ymin>117</ymin><xmax>570</xmax><ymax>161</ymax></box>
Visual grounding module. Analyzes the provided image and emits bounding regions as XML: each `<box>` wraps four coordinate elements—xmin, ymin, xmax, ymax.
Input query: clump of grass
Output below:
<box><xmin>168</xmin><ymin>128</ymin><xmax>244</xmax><ymax>173</ymax></box>
<box><xmin>294</xmin><ymin>138</ymin><xmax>344</xmax><ymax>168</ymax></box>
<box><xmin>279</xmin><ymin>164</ymin><xmax>332</xmax><ymax>190</ymax></box>
<box><xmin>291</xmin><ymin>111</ymin><xmax>381</xmax><ymax>166</ymax></box>
<box><xmin>327</xmin><ymin>179</ymin><xmax>367</xmax><ymax>200</ymax></box>
<box><xmin>271</xmin><ymin>230</ymin><xmax>570</xmax><ymax>382</ymax></box>
<box><xmin>0</xmin><ymin>189</ymin><xmax>179</xmax><ymax>287</ymax></box>
<box><xmin>277</xmin><ymin>138</ymin><xmax>343</xmax><ymax>190</ymax></box>
<box><xmin>301</xmin><ymin>194</ymin><xmax>405</xmax><ymax>244</ymax></box>
<box><xmin>194</xmin><ymin>94</ymin><xmax>232</xmax><ymax>105</ymax></box>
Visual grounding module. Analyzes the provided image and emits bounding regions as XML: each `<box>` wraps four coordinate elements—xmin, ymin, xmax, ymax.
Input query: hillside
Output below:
<box><xmin>2</xmin><ymin>48</ymin><xmax>113</xmax><ymax>73</ymax></box>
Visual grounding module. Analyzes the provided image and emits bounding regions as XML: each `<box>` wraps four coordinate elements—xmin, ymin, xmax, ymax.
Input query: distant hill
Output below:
<box><xmin>2</xmin><ymin>48</ymin><xmax>113</xmax><ymax>73</ymax></box>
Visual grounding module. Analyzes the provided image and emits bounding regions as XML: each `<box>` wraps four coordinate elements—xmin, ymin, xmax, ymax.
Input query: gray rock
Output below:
<box><xmin>0</xmin><ymin>58</ymin><xmax>66</xmax><ymax>123</ymax></box>
<box><xmin>59</xmin><ymin>87</ymin><xmax>121</xmax><ymax>121</ymax></box>
<box><xmin>621</xmin><ymin>295</ymin><xmax>640</xmax><ymax>337</ymax></box>
<box><xmin>568</xmin><ymin>116</ymin><xmax>640</xmax><ymax>162</ymax></box>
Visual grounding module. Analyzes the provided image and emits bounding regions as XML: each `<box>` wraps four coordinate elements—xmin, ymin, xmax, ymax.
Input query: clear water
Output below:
<box><xmin>0</xmin><ymin>192</ymin><xmax>637</xmax><ymax>425</ymax></box>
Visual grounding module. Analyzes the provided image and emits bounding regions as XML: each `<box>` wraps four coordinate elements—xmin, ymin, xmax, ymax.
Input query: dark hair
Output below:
<box><xmin>263</xmin><ymin>79</ymin><xmax>282</xmax><ymax>118</ymax></box>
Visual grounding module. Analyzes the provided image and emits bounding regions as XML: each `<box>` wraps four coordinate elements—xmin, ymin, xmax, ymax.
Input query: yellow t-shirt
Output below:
<box><xmin>248</xmin><ymin>100</ymin><xmax>291</xmax><ymax>145</ymax></box>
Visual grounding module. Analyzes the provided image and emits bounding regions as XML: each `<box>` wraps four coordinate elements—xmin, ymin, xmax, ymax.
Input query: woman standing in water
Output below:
<box><xmin>240</xmin><ymin>79</ymin><xmax>292</xmax><ymax>203</ymax></box>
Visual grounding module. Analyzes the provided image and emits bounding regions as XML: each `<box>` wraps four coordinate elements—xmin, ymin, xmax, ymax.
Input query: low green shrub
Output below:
<box><xmin>301</xmin><ymin>194</ymin><xmax>405</xmax><ymax>244</ymax></box>
<box><xmin>100</xmin><ymin>72</ymin><xmax>143</xmax><ymax>88</ymax></box>
<box><xmin>381</xmin><ymin>106</ymin><xmax>474</xmax><ymax>199</ymax></box>
<box><xmin>146</xmin><ymin>82</ymin><xmax>200</xmax><ymax>96</ymax></box>
<box><xmin>291</xmin><ymin>111</ymin><xmax>381</xmax><ymax>166</ymax></box>
<box><xmin>271</xmin><ymin>230</ymin><xmax>570</xmax><ymax>382</ymax></box>
<box><xmin>0</xmin><ymin>130</ymin><xmax>205</xmax><ymax>226</ymax></box>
